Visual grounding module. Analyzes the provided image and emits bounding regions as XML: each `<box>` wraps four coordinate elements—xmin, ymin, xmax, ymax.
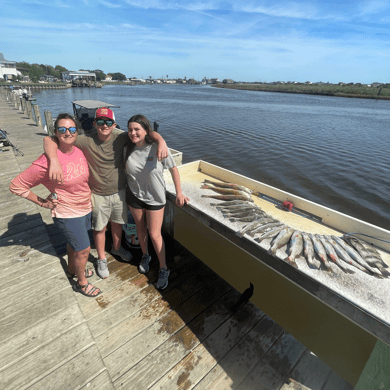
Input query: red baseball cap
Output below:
<box><xmin>95</xmin><ymin>107</ymin><xmax>115</xmax><ymax>121</ymax></box>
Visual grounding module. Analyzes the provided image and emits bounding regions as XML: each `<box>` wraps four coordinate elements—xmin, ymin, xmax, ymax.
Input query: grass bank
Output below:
<box><xmin>213</xmin><ymin>83</ymin><xmax>390</xmax><ymax>100</ymax></box>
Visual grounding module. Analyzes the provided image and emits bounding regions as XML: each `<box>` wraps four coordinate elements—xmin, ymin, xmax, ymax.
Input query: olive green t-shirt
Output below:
<box><xmin>75</xmin><ymin>129</ymin><xmax>129</xmax><ymax>196</ymax></box>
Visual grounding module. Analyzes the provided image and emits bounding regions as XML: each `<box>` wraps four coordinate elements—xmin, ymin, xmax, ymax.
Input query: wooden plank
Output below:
<box><xmin>0</xmin><ymin>287</ymin><xmax>77</xmax><ymax>343</ymax></box>
<box><xmin>0</xmin><ymin>274</ymin><xmax>71</xmax><ymax>319</ymax></box>
<box><xmin>79</xmin><ymin>369</ymin><xmax>115</xmax><ymax>390</ymax></box>
<box><xmin>106</xmin><ymin>277</ymin><xmax>232</xmax><ymax>382</ymax></box>
<box><xmin>0</xmin><ymin>323</ymin><xmax>95</xmax><ymax>390</ymax></box>
<box><xmin>96</xmin><ymin>265</ymin><xmax>219</xmax><ymax>357</ymax></box>
<box><xmin>0</xmin><ymin>252</ymin><xmax>58</xmax><ymax>288</ymax></box>
<box><xmin>0</xmin><ymin>304</ymin><xmax>85</xmax><ymax>369</ymax></box>
<box><xmin>0</xmin><ymin>258</ymin><xmax>66</xmax><ymax>300</ymax></box>
<box><xmin>81</xmin><ymin>271</ymin><xmax>148</xmax><ymax>319</ymax></box>
<box><xmin>88</xmin><ymin>257</ymin><xmax>209</xmax><ymax>337</ymax></box>
<box><xmin>235</xmin><ymin>332</ymin><xmax>306</xmax><ymax>390</ymax></box>
<box><xmin>0</xmin><ymin>210</ymin><xmax>40</xmax><ymax>231</ymax></box>
<box><xmin>27</xmin><ymin>345</ymin><xmax>111</xmax><ymax>390</ymax></box>
<box><xmin>193</xmin><ymin>315</ymin><xmax>284</xmax><ymax>389</ymax></box>
<box><xmin>149</xmin><ymin>302</ymin><xmax>265</xmax><ymax>390</ymax></box>
<box><xmin>113</xmin><ymin>286</ymin><xmax>238</xmax><ymax>389</ymax></box>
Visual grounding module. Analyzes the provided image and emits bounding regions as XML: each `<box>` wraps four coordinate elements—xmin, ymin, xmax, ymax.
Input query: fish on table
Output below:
<box><xmin>201</xmin><ymin>184</ymin><xmax>250</xmax><ymax>197</ymax></box>
<box><xmin>301</xmin><ymin>232</ymin><xmax>317</xmax><ymax>269</ymax></box>
<box><xmin>236</xmin><ymin>217</ymin><xmax>274</xmax><ymax>237</ymax></box>
<box><xmin>343</xmin><ymin>235</ymin><xmax>387</xmax><ymax>270</ymax></box>
<box><xmin>330</xmin><ymin>235</ymin><xmax>382</xmax><ymax>276</ymax></box>
<box><xmin>269</xmin><ymin>227</ymin><xmax>295</xmax><ymax>256</ymax></box>
<box><xmin>210</xmin><ymin>200</ymin><xmax>253</xmax><ymax>207</ymax></box>
<box><xmin>285</xmin><ymin>230</ymin><xmax>303</xmax><ymax>268</ymax></box>
<box><xmin>325</xmin><ymin>236</ymin><xmax>368</xmax><ymax>273</ymax></box>
<box><xmin>203</xmin><ymin>179</ymin><xmax>253</xmax><ymax>194</ymax></box>
<box><xmin>256</xmin><ymin>225</ymin><xmax>286</xmax><ymax>242</ymax></box>
<box><xmin>309</xmin><ymin>234</ymin><xmax>332</xmax><ymax>271</ymax></box>
<box><xmin>202</xmin><ymin>194</ymin><xmax>253</xmax><ymax>202</ymax></box>
<box><xmin>248</xmin><ymin>221</ymin><xmax>284</xmax><ymax>237</ymax></box>
<box><xmin>317</xmin><ymin>235</ymin><xmax>351</xmax><ymax>273</ymax></box>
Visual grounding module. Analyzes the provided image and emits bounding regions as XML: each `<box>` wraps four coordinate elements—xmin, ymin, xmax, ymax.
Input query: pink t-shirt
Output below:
<box><xmin>10</xmin><ymin>147</ymin><xmax>92</xmax><ymax>218</ymax></box>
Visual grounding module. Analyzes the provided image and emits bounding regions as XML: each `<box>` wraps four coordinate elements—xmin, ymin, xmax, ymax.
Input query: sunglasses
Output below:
<box><xmin>96</xmin><ymin>119</ymin><xmax>114</xmax><ymax>127</ymax></box>
<box><xmin>57</xmin><ymin>127</ymin><xmax>77</xmax><ymax>134</ymax></box>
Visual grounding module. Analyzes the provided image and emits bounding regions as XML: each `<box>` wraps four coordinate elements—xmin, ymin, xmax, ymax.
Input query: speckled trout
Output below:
<box><xmin>301</xmin><ymin>232</ymin><xmax>317</xmax><ymax>268</ymax></box>
<box><xmin>317</xmin><ymin>235</ymin><xmax>350</xmax><ymax>273</ymax></box>
<box><xmin>330</xmin><ymin>235</ymin><xmax>382</xmax><ymax>276</ymax></box>
<box><xmin>203</xmin><ymin>179</ymin><xmax>253</xmax><ymax>194</ymax></box>
<box><xmin>202</xmin><ymin>194</ymin><xmax>253</xmax><ymax>202</ymax></box>
<box><xmin>269</xmin><ymin>227</ymin><xmax>295</xmax><ymax>256</ymax></box>
<box><xmin>285</xmin><ymin>231</ymin><xmax>303</xmax><ymax>268</ymax></box>
<box><xmin>309</xmin><ymin>234</ymin><xmax>332</xmax><ymax>270</ymax></box>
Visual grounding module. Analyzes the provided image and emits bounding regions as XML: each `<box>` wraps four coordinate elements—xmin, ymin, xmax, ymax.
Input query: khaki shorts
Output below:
<box><xmin>91</xmin><ymin>188</ymin><xmax>128</xmax><ymax>231</ymax></box>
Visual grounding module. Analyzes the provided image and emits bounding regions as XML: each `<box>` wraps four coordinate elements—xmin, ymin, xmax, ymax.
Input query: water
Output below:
<box><xmin>33</xmin><ymin>85</ymin><xmax>390</xmax><ymax>231</ymax></box>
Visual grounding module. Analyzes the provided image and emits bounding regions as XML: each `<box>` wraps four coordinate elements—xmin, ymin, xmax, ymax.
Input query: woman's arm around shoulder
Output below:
<box><xmin>169</xmin><ymin>166</ymin><xmax>190</xmax><ymax>207</ymax></box>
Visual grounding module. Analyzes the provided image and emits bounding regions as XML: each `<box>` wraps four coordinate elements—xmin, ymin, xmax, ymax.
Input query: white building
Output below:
<box><xmin>0</xmin><ymin>53</ymin><xmax>23</xmax><ymax>81</ymax></box>
<box><xmin>61</xmin><ymin>70</ymin><xmax>96</xmax><ymax>82</ymax></box>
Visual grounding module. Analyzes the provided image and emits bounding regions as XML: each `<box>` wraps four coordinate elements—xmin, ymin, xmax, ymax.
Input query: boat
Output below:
<box><xmin>71</xmin><ymin>99</ymin><xmax>183</xmax><ymax>165</ymax></box>
<box><xmin>163</xmin><ymin>159</ymin><xmax>390</xmax><ymax>387</ymax></box>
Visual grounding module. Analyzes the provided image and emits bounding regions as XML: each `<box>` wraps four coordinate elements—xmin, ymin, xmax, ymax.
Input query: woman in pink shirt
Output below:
<box><xmin>9</xmin><ymin>113</ymin><xmax>100</xmax><ymax>297</ymax></box>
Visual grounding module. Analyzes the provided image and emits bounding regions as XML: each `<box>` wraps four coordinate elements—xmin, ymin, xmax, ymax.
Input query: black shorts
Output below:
<box><xmin>126</xmin><ymin>186</ymin><xmax>165</xmax><ymax>211</ymax></box>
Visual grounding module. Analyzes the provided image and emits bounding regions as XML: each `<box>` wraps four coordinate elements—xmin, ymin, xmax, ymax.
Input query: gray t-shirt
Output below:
<box><xmin>125</xmin><ymin>143</ymin><xmax>176</xmax><ymax>205</ymax></box>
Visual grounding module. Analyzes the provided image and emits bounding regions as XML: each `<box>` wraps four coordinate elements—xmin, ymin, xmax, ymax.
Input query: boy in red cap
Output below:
<box><xmin>44</xmin><ymin>107</ymin><xmax>168</xmax><ymax>279</ymax></box>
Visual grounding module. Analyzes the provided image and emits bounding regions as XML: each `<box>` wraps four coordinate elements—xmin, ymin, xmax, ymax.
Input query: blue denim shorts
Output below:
<box><xmin>53</xmin><ymin>212</ymin><xmax>92</xmax><ymax>252</ymax></box>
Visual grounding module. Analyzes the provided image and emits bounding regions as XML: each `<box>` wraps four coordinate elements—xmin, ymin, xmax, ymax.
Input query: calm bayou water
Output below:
<box><xmin>33</xmin><ymin>85</ymin><xmax>390</xmax><ymax>231</ymax></box>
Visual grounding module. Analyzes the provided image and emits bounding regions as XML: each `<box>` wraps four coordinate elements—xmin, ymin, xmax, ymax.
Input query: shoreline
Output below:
<box><xmin>213</xmin><ymin>84</ymin><xmax>390</xmax><ymax>100</ymax></box>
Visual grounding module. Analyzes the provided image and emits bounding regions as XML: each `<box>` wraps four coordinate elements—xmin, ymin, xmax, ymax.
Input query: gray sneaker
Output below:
<box><xmin>138</xmin><ymin>254</ymin><xmax>152</xmax><ymax>274</ymax></box>
<box><xmin>155</xmin><ymin>268</ymin><xmax>170</xmax><ymax>290</ymax></box>
<box><xmin>97</xmin><ymin>258</ymin><xmax>109</xmax><ymax>279</ymax></box>
<box><xmin>111</xmin><ymin>245</ymin><xmax>132</xmax><ymax>262</ymax></box>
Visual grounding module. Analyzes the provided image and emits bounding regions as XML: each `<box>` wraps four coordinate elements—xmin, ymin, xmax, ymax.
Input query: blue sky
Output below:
<box><xmin>1</xmin><ymin>0</ymin><xmax>390</xmax><ymax>83</ymax></box>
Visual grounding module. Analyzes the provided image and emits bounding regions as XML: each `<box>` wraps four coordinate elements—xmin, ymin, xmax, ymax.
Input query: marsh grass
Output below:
<box><xmin>214</xmin><ymin>83</ymin><xmax>390</xmax><ymax>99</ymax></box>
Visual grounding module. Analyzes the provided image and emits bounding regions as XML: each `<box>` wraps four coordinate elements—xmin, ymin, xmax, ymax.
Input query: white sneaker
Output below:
<box><xmin>138</xmin><ymin>254</ymin><xmax>152</xmax><ymax>274</ymax></box>
<box><xmin>111</xmin><ymin>245</ymin><xmax>132</xmax><ymax>262</ymax></box>
<box><xmin>97</xmin><ymin>258</ymin><xmax>109</xmax><ymax>279</ymax></box>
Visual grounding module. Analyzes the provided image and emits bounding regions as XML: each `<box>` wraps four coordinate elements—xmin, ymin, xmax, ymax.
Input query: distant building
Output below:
<box><xmin>39</xmin><ymin>75</ymin><xmax>57</xmax><ymax>82</ymax></box>
<box><xmin>129</xmin><ymin>78</ymin><xmax>146</xmax><ymax>84</ymax></box>
<box><xmin>223</xmin><ymin>79</ymin><xmax>234</xmax><ymax>84</ymax></box>
<box><xmin>0</xmin><ymin>53</ymin><xmax>23</xmax><ymax>81</ymax></box>
<box><xmin>210</xmin><ymin>78</ymin><xmax>221</xmax><ymax>84</ymax></box>
<box><xmin>61</xmin><ymin>70</ymin><xmax>96</xmax><ymax>82</ymax></box>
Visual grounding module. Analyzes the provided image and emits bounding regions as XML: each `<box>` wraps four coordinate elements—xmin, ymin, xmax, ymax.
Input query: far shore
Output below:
<box><xmin>213</xmin><ymin>83</ymin><xmax>390</xmax><ymax>100</ymax></box>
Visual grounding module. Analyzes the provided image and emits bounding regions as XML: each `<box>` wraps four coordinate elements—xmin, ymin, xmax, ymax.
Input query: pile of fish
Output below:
<box><xmin>201</xmin><ymin>179</ymin><xmax>388</xmax><ymax>278</ymax></box>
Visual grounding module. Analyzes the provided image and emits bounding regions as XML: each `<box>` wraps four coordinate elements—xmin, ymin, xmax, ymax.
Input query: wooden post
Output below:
<box><xmin>26</xmin><ymin>100</ymin><xmax>34</xmax><ymax>120</ymax></box>
<box><xmin>20</xmin><ymin>97</ymin><xmax>27</xmax><ymax>113</ymax></box>
<box><xmin>44</xmin><ymin>110</ymin><xmax>54</xmax><ymax>136</ymax></box>
<box><xmin>32</xmin><ymin>104</ymin><xmax>43</xmax><ymax>128</ymax></box>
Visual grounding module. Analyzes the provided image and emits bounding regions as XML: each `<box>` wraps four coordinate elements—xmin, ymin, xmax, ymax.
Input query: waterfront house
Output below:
<box><xmin>61</xmin><ymin>70</ymin><xmax>96</xmax><ymax>83</ymax></box>
<box><xmin>0</xmin><ymin>53</ymin><xmax>22</xmax><ymax>81</ymax></box>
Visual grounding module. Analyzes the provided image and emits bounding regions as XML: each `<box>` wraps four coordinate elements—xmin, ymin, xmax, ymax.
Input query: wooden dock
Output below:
<box><xmin>0</xmin><ymin>92</ymin><xmax>354</xmax><ymax>389</ymax></box>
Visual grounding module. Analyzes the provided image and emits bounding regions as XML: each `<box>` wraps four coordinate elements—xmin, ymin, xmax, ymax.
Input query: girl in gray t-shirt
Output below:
<box><xmin>124</xmin><ymin>114</ymin><xmax>189</xmax><ymax>290</ymax></box>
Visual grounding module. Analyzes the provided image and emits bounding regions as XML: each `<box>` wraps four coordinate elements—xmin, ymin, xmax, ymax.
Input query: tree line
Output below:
<box><xmin>15</xmin><ymin>62</ymin><xmax>126</xmax><ymax>82</ymax></box>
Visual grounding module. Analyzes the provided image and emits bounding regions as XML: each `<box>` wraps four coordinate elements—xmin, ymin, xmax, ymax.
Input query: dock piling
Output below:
<box><xmin>44</xmin><ymin>110</ymin><xmax>55</xmax><ymax>136</ymax></box>
<box><xmin>33</xmin><ymin>104</ymin><xmax>43</xmax><ymax>129</ymax></box>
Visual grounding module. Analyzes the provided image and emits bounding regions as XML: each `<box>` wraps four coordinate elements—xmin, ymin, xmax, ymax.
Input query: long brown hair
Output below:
<box><xmin>125</xmin><ymin>114</ymin><xmax>154</xmax><ymax>163</ymax></box>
